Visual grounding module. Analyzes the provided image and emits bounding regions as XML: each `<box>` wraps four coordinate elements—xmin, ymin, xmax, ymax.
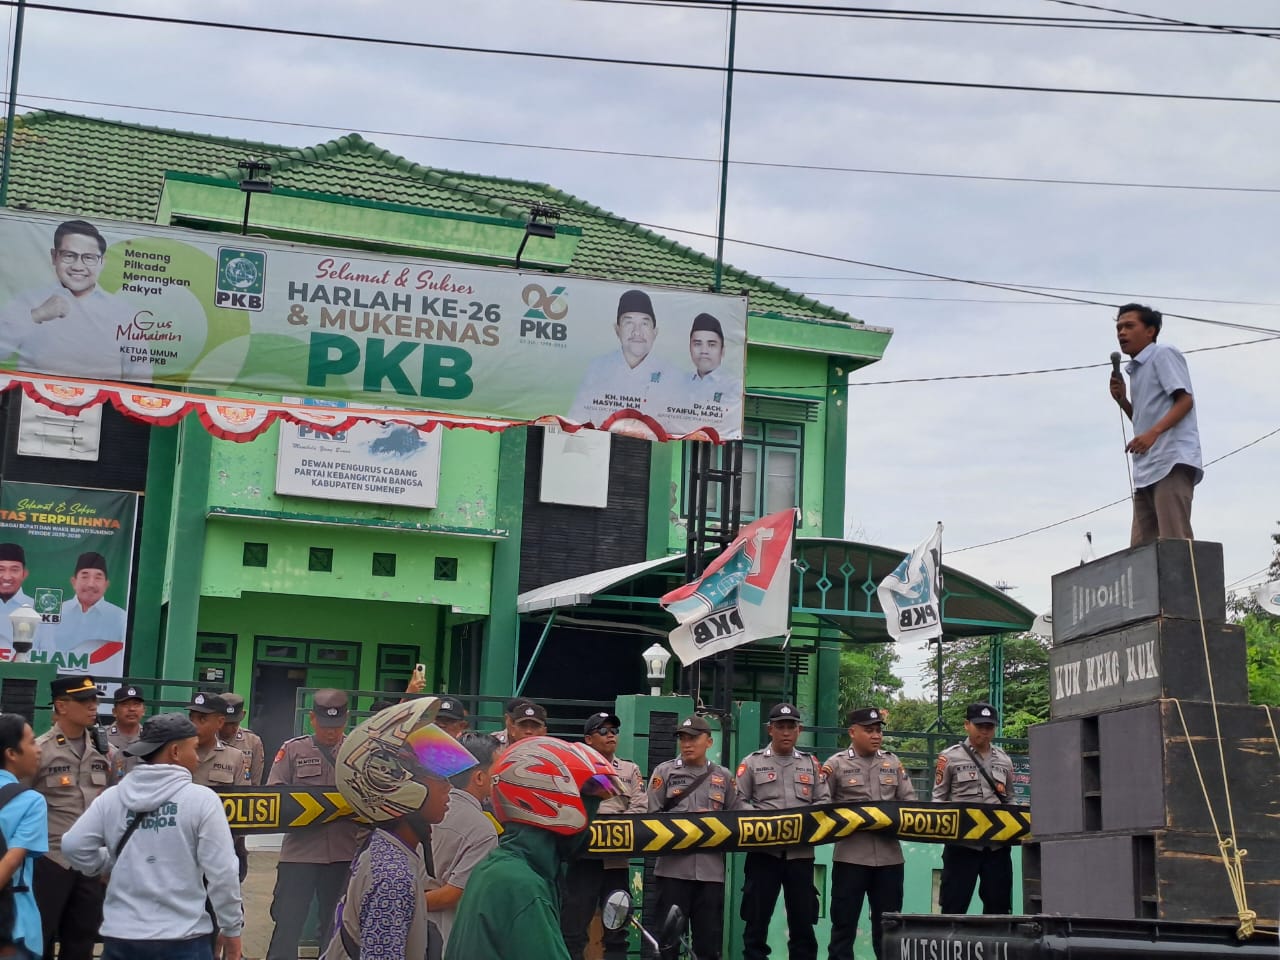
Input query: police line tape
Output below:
<box><xmin>215</xmin><ymin>787</ymin><xmax>1030</xmax><ymax>850</ymax></box>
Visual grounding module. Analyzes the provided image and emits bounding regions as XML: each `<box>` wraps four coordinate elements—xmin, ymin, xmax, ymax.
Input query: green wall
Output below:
<box><xmin>207</xmin><ymin>418</ymin><xmax>502</xmax><ymax>531</ymax></box>
<box><xmin>201</xmin><ymin>520</ymin><xmax>492</xmax><ymax>612</ymax></box>
<box><xmin>198</xmin><ymin>592</ymin><xmax>441</xmax><ymax>700</ymax></box>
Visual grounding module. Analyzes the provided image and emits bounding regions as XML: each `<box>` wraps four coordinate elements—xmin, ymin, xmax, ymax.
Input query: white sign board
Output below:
<box><xmin>276</xmin><ymin>398</ymin><xmax>442</xmax><ymax>508</ymax></box>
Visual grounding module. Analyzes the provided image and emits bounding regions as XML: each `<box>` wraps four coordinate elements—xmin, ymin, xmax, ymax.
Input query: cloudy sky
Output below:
<box><xmin>6</xmin><ymin>0</ymin><xmax>1278</xmax><ymax>692</ymax></box>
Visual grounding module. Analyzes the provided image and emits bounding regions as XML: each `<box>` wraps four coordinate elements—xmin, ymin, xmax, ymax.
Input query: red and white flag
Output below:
<box><xmin>661</xmin><ymin>508</ymin><xmax>797</xmax><ymax>666</ymax></box>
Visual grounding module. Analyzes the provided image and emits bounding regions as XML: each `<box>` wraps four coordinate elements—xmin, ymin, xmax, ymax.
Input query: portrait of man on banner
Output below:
<box><xmin>0</xmin><ymin>482</ymin><xmax>137</xmax><ymax>679</ymax></box>
<box><xmin>0</xmin><ymin>218</ymin><xmax>149</xmax><ymax>382</ymax></box>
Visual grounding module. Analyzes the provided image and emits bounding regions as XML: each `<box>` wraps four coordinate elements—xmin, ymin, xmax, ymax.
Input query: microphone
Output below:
<box><xmin>1110</xmin><ymin>352</ymin><xmax>1122</xmax><ymax>378</ymax></box>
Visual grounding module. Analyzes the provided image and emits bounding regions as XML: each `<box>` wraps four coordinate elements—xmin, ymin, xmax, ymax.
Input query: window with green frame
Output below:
<box><xmin>683</xmin><ymin>418</ymin><xmax>805</xmax><ymax>524</ymax></box>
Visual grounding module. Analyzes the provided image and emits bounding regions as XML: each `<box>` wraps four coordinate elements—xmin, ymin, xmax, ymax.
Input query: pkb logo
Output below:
<box><xmin>216</xmin><ymin>248</ymin><xmax>266</xmax><ymax>311</ymax></box>
<box><xmin>521</xmin><ymin>284</ymin><xmax>568</xmax><ymax>341</ymax></box>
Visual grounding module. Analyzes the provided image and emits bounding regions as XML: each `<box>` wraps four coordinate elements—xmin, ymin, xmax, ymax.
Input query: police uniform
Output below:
<box><xmin>265</xmin><ymin>689</ymin><xmax>363</xmax><ymax>960</ymax></box>
<box><xmin>822</xmin><ymin>708</ymin><xmax>916</xmax><ymax>960</ymax></box>
<box><xmin>220</xmin><ymin>695</ymin><xmax>265</xmax><ymax>785</ymax></box>
<box><xmin>647</xmin><ymin>715</ymin><xmax>736</xmax><ymax>960</ymax></box>
<box><xmin>735</xmin><ymin>704</ymin><xmax>829</xmax><ymax>960</ymax></box>
<box><xmin>193</xmin><ymin>734</ymin><xmax>250</xmax><ymax>788</ymax></box>
<box><xmin>31</xmin><ymin>675</ymin><xmax>122</xmax><ymax>960</ymax></box>
<box><xmin>932</xmin><ymin>703</ymin><xmax>1014</xmax><ymax>915</ymax></box>
<box><xmin>107</xmin><ymin>681</ymin><xmax>146</xmax><ymax>776</ymax></box>
<box><xmin>560</xmin><ymin>711</ymin><xmax>646</xmax><ymax>960</ymax></box>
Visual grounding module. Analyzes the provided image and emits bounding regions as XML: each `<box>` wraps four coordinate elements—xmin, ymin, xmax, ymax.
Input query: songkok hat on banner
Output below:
<box><xmin>74</xmin><ymin>551</ymin><xmax>108</xmax><ymax>575</ymax></box>
<box><xmin>0</xmin><ymin>543</ymin><xmax>25</xmax><ymax>564</ymax></box>
<box><xmin>689</xmin><ymin>312</ymin><xmax>723</xmax><ymax>339</ymax></box>
<box><xmin>616</xmin><ymin>289</ymin><xmax>656</xmax><ymax>323</ymax></box>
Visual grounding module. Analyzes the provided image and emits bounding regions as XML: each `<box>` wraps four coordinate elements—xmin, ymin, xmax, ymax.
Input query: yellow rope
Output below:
<box><xmin>1184</xmin><ymin>539</ymin><xmax>1254</xmax><ymax>938</ymax></box>
<box><xmin>1265</xmin><ymin>705</ymin><xmax>1280</xmax><ymax>764</ymax></box>
<box><xmin>1170</xmin><ymin>699</ymin><xmax>1254</xmax><ymax>938</ymax></box>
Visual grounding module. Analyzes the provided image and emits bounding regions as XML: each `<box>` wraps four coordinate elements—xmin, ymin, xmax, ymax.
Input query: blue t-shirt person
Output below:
<box><xmin>0</xmin><ymin>767</ymin><xmax>49</xmax><ymax>957</ymax></box>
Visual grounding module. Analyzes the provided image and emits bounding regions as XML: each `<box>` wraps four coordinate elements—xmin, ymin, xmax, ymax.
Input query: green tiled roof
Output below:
<box><xmin>3</xmin><ymin>110</ymin><xmax>866</xmax><ymax>325</ymax></box>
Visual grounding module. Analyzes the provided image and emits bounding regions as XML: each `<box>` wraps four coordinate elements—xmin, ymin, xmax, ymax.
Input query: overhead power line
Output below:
<box><xmin>21</xmin><ymin>103</ymin><xmax>1280</xmax><ymax>342</ymax></box>
<box><xmin>583</xmin><ymin>0</ymin><xmax>1280</xmax><ymax>36</ymax></box>
<box><xmin>1043</xmin><ymin>0</ymin><xmax>1280</xmax><ymax>41</ymax></box>
<box><xmin>14</xmin><ymin>91</ymin><xmax>1280</xmax><ymax>196</ymax></box>
<box><xmin>5</xmin><ymin>2</ymin><xmax>1280</xmax><ymax>105</ymax></box>
<box><xmin>953</xmin><ymin>423</ymin><xmax>1280</xmax><ymax>553</ymax></box>
<box><xmin>846</xmin><ymin>336</ymin><xmax>1280</xmax><ymax>387</ymax></box>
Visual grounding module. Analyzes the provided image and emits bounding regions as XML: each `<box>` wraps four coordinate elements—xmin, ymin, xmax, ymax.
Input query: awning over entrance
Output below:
<box><xmin>515</xmin><ymin>555</ymin><xmax>679</xmax><ymax>614</ymax></box>
<box><xmin>515</xmin><ymin>538</ymin><xmax>1035</xmax><ymax>642</ymax></box>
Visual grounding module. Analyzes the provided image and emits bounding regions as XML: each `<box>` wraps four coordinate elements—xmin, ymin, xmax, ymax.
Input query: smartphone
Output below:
<box><xmin>413</xmin><ymin>663</ymin><xmax>426</xmax><ymax>680</ymax></box>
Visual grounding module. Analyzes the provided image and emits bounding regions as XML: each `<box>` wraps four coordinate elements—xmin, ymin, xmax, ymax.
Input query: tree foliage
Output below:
<box><xmin>920</xmin><ymin>633</ymin><xmax>1051</xmax><ymax>738</ymax></box>
<box><xmin>1243</xmin><ymin>613</ymin><xmax>1280</xmax><ymax>705</ymax></box>
<box><xmin>836</xmin><ymin>642</ymin><xmax>902</xmax><ymax>720</ymax></box>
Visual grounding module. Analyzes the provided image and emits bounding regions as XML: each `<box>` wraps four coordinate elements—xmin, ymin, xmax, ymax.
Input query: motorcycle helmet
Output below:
<box><xmin>490</xmin><ymin>735</ymin><xmax>621</xmax><ymax>835</ymax></box>
<box><xmin>335</xmin><ymin>696</ymin><xmax>478</xmax><ymax>823</ymax></box>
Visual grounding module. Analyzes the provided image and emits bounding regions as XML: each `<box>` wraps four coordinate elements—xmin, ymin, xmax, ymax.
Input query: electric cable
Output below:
<box><xmin>13</xmin><ymin>90</ymin><xmax>1280</xmax><ymax>196</ymax></box>
<box><xmin>3</xmin><ymin>2</ymin><xmax>1280</xmax><ymax>105</ymax></box>
<box><xmin>953</xmin><ymin>424</ymin><xmax>1280</xmax><ymax>553</ymax></box>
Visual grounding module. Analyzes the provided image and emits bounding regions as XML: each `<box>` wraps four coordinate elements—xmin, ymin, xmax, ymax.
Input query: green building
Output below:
<box><xmin>0</xmin><ymin>109</ymin><xmax>1036</xmax><ymax>955</ymax></box>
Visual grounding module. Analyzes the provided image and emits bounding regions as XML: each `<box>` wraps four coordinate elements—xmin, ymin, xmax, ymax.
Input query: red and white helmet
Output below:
<box><xmin>490</xmin><ymin>736</ymin><xmax>621</xmax><ymax>835</ymax></box>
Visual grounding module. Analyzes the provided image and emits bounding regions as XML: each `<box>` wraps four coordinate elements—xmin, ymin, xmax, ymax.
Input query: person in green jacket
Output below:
<box><xmin>445</xmin><ymin>736</ymin><xmax>622</xmax><ymax>960</ymax></box>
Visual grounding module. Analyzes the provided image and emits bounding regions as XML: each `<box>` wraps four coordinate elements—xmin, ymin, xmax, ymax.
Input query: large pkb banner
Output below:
<box><xmin>0</xmin><ymin>211</ymin><xmax>748</xmax><ymax>439</ymax></box>
<box><xmin>0</xmin><ymin>481</ymin><xmax>138</xmax><ymax>678</ymax></box>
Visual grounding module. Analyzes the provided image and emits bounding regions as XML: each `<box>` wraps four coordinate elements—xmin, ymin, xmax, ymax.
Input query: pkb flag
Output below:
<box><xmin>877</xmin><ymin>522</ymin><xmax>944</xmax><ymax>642</ymax></box>
<box><xmin>1252</xmin><ymin>579</ymin><xmax>1280</xmax><ymax>617</ymax></box>
<box><xmin>661</xmin><ymin>508</ymin><xmax>798</xmax><ymax>666</ymax></box>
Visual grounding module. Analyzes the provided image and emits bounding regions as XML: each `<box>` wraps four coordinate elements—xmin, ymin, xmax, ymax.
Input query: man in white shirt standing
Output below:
<box><xmin>567</xmin><ymin>289</ymin><xmax>668</xmax><ymax>425</ymax></box>
<box><xmin>0</xmin><ymin>219</ymin><xmax>148</xmax><ymax>382</ymax></box>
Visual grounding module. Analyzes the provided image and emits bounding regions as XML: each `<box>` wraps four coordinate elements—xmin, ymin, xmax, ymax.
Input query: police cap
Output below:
<box><xmin>966</xmin><ymin>702</ymin><xmax>999</xmax><ymax>724</ymax></box>
<box><xmin>312</xmin><ymin>689</ymin><xmax>350</xmax><ymax>727</ymax></box>
<box><xmin>848</xmin><ymin>707</ymin><xmax>886</xmax><ymax>727</ymax></box>
<box><xmin>768</xmin><ymin>703</ymin><xmax>802</xmax><ymax>723</ymax></box>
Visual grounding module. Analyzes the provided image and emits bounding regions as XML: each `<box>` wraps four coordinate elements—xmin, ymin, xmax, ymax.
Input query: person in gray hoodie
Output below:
<box><xmin>61</xmin><ymin>713</ymin><xmax>243</xmax><ymax>960</ymax></box>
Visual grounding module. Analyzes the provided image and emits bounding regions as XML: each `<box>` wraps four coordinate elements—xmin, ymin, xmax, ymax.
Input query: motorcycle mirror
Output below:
<box><xmin>602</xmin><ymin>889</ymin><xmax>632</xmax><ymax>931</ymax></box>
<box><xmin>660</xmin><ymin>903</ymin><xmax>688</xmax><ymax>946</ymax></box>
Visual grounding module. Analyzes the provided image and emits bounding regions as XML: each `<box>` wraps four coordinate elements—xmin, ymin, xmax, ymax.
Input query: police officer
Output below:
<box><xmin>560</xmin><ymin>710</ymin><xmax>646</xmax><ymax>960</ymax></box>
<box><xmin>32</xmin><ymin>675</ymin><xmax>122</xmax><ymax>960</ymax></box>
<box><xmin>648</xmin><ymin>715</ymin><xmax>736</xmax><ymax>960</ymax></box>
<box><xmin>219</xmin><ymin>693</ymin><xmax>265</xmax><ymax>785</ymax></box>
<box><xmin>265</xmin><ymin>688</ymin><xmax>364</xmax><ymax>960</ymax></box>
<box><xmin>434</xmin><ymin>697</ymin><xmax>470</xmax><ymax>739</ymax></box>
<box><xmin>822</xmin><ymin>707</ymin><xmax>915</xmax><ymax>960</ymax></box>
<box><xmin>736</xmin><ymin>703</ymin><xmax>829</xmax><ymax>960</ymax></box>
<box><xmin>495</xmin><ymin>698</ymin><xmax>547</xmax><ymax>746</ymax></box>
<box><xmin>186</xmin><ymin>691</ymin><xmax>249</xmax><ymax>789</ymax></box>
<box><xmin>107</xmin><ymin>681</ymin><xmax>145</xmax><ymax>775</ymax></box>
<box><xmin>933</xmin><ymin>702</ymin><xmax>1014</xmax><ymax>914</ymax></box>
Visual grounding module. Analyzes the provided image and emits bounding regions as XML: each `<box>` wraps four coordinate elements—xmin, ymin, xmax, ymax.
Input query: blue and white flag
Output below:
<box><xmin>877</xmin><ymin>522</ymin><xmax>944</xmax><ymax>643</ymax></box>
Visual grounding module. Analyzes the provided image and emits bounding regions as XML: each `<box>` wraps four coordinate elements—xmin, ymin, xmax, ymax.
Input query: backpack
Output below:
<box><xmin>0</xmin><ymin>781</ymin><xmax>30</xmax><ymax>947</ymax></box>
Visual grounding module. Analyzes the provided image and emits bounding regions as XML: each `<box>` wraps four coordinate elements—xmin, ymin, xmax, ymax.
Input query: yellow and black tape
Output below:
<box><xmin>219</xmin><ymin>786</ymin><xmax>356</xmax><ymax>833</ymax></box>
<box><xmin>585</xmin><ymin>801</ymin><xmax>1029</xmax><ymax>855</ymax></box>
<box><xmin>217</xmin><ymin>787</ymin><xmax>1029</xmax><ymax>851</ymax></box>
